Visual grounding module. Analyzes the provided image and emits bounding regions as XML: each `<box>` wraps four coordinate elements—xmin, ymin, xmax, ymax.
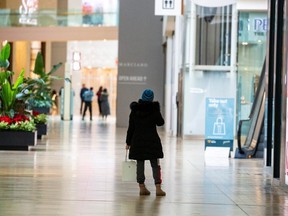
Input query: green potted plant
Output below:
<box><xmin>0</xmin><ymin>43</ymin><xmax>32</xmax><ymax>117</ymax></box>
<box><xmin>0</xmin><ymin>42</ymin><xmax>37</xmax><ymax>149</ymax></box>
<box><xmin>32</xmin><ymin>110</ymin><xmax>48</xmax><ymax>139</ymax></box>
<box><xmin>26</xmin><ymin>52</ymin><xmax>63</xmax><ymax>114</ymax></box>
<box><xmin>0</xmin><ymin>42</ymin><xmax>34</xmax><ymax>120</ymax></box>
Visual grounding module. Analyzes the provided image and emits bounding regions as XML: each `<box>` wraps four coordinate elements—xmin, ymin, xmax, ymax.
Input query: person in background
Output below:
<box><xmin>96</xmin><ymin>86</ymin><xmax>103</xmax><ymax>116</ymax></box>
<box><xmin>51</xmin><ymin>90</ymin><xmax>58</xmax><ymax>115</ymax></box>
<box><xmin>100</xmin><ymin>88</ymin><xmax>111</xmax><ymax>120</ymax></box>
<box><xmin>82</xmin><ymin>1</ymin><xmax>93</xmax><ymax>25</ymax></box>
<box><xmin>125</xmin><ymin>89</ymin><xmax>166</xmax><ymax>196</ymax></box>
<box><xmin>82</xmin><ymin>87</ymin><xmax>94</xmax><ymax>121</ymax></box>
<box><xmin>80</xmin><ymin>84</ymin><xmax>88</xmax><ymax>114</ymax></box>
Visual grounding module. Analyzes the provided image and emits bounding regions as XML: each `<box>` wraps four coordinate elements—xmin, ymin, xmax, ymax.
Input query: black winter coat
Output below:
<box><xmin>126</xmin><ymin>100</ymin><xmax>164</xmax><ymax>160</ymax></box>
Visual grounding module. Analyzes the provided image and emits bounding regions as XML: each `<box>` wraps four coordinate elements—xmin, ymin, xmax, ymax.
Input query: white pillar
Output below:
<box><xmin>183</xmin><ymin>2</ymin><xmax>197</xmax><ymax>136</ymax></box>
<box><xmin>63</xmin><ymin>62</ymin><xmax>72</xmax><ymax>120</ymax></box>
<box><xmin>171</xmin><ymin>16</ymin><xmax>181</xmax><ymax>136</ymax></box>
<box><xmin>165</xmin><ymin>37</ymin><xmax>173</xmax><ymax>133</ymax></box>
<box><xmin>189</xmin><ymin>3</ymin><xmax>197</xmax><ymax>78</ymax></box>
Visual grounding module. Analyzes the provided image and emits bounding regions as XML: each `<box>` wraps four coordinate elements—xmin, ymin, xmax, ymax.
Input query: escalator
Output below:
<box><xmin>234</xmin><ymin>61</ymin><xmax>265</xmax><ymax>159</ymax></box>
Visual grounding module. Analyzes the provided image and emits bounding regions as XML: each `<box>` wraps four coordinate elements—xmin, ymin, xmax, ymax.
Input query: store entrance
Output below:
<box><xmin>73</xmin><ymin>67</ymin><xmax>117</xmax><ymax>118</ymax></box>
<box><xmin>66</xmin><ymin>40</ymin><xmax>118</xmax><ymax>120</ymax></box>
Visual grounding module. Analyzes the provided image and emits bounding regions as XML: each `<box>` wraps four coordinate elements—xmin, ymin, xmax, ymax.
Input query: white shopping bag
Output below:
<box><xmin>122</xmin><ymin>150</ymin><xmax>136</xmax><ymax>181</ymax></box>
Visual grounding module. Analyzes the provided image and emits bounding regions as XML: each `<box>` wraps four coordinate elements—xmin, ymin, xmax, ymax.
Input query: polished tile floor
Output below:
<box><xmin>0</xmin><ymin>116</ymin><xmax>288</xmax><ymax>216</ymax></box>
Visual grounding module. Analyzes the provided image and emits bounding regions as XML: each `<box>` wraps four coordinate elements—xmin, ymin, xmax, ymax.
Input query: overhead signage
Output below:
<box><xmin>155</xmin><ymin>0</ymin><xmax>182</xmax><ymax>16</ymax></box>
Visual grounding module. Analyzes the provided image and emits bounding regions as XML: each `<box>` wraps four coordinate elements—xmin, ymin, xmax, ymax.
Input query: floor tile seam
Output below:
<box><xmin>0</xmin><ymin>197</ymin><xmax>116</xmax><ymax>202</ymax></box>
<box><xmin>183</xmin><ymin>163</ymin><xmax>242</xmax><ymax>208</ymax></box>
<box><xmin>234</xmin><ymin>204</ymin><xmax>250</xmax><ymax>216</ymax></box>
<box><xmin>237</xmin><ymin>203</ymin><xmax>288</xmax><ymax>208</ymax></box>
<box><xmin>0</xmin><ymin>198</ymin><xmax>260</xmax><ymax>205</ymax></box>
<box><xmin>181</xmin><ymin>159</ymin><xmax>205</xmax><ymax>173</ymax></box>
<box><xmin>20</xmin><ymin>199</ymin><xmax>251</xmax><ymax>206</ymax></box>
<box><xmin>185</xmin><ymin>159</ymin><xmax>235</xmax><ymax>184</ymax></box>
<box><xmin>210</xmin><ymin>184</ymin><xmax>243</xmax><ymax>207</ymax></box>
<box><xmin>223</xmin><ymin>193</ymin><xmax>288</xmax><ymax>207</ymax></box>
<box><xmin>183</xmin><ymin>159</ymin><xmax>235</xmax><ymax>193</ymax></box>
<box><xmin>140</xmin><ymin>200</ymin><xmax>253</xmax><ymax>208</ymax></box>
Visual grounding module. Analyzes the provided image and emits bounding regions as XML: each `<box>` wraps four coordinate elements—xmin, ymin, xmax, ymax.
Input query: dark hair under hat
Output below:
<box><xmin>141</xmin><ymin>89</ymin><xmax>154</xmax><ymax>102</ymax></box>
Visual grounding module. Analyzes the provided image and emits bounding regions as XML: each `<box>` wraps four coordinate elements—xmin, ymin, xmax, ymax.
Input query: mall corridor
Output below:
<box><xmin>0</xmin><ymin>116</ymin><xmax>288</xmax><ymax>216</ymax></box>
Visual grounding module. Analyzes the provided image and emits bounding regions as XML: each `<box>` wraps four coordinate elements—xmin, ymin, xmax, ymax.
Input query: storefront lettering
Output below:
<box><xmin>118</xmin><ymin>75</ymin><xmax>147</xmax><ymax>83</ymax></box>
<box><xmin>253</xmin><ymin>18</ymin><xmax>268</xmax><ymax>32</ymax></box>
<box><xmin>19</xmin><ymin>0</ymin><xmax>38</xmax><ymax>25</ymax></box>
<box><xmin>118</xmin><ymin>62</ymin><xmax>148</xmax><ymax>68</ymax></box>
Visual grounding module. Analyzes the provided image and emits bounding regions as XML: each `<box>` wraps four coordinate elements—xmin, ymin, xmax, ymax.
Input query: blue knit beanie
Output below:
<box><xmin>141</xmin><ymin>89</ymin><xmax>154</xmax><ymax>102</ymax></box>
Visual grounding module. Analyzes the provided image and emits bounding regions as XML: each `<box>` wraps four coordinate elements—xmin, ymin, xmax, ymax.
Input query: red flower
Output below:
<box><xmin>32</xmin><ymin>111</ymin><xmax>40</xmax><ymax>116</ymax></box>
<box><xmin>0</xmin><ymin>116</ymin><xmax>12</xmax><ymax>124</ymax></box>
<box><xmin>0</xmin><ymin>115</ymin><xmax>30</xmax><ymax>125</ymax></box>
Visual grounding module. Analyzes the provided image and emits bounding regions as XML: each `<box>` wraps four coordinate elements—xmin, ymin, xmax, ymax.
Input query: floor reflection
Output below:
<box><xmin>0</xmin><ymin>115</ymin><xmax>287</xmax><ymax>215</ymax></box>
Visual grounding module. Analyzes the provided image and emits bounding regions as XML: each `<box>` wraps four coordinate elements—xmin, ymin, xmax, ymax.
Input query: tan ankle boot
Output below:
<box><xmin>155</xmin><ymin>184</ymin><xmax>166</xmax><ymax>196</ymax></box>
<box><xmin>139</xmin><ymin>184</ymin><xmax>151</xmax><ymax>195</ymax></box>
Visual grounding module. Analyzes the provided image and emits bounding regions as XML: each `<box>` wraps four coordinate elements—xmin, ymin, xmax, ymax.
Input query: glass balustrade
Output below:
<box><xmin>0</xmin><ymin>9</ymin><xmax>118</xmax><ymax>27</ymax></box>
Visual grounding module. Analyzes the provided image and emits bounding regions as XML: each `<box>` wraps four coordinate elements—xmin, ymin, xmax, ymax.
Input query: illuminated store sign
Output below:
<box><xmin>19</xmin><ymin>0</ymin><xmax>38</xmax><ymax>25</ymax></box>
<box><xmin>72</xmin><ymin>52</ymin><xmax>81</xmax><ymax>71</ymax></box>
<box><xmin>253</xmin><ymin>18</ymin><xmax>268</xmax><ymax>32</ymax></box>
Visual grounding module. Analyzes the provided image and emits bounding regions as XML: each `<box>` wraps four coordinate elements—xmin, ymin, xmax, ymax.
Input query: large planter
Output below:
<box><xmin>0</xmin><ymin>130</ymin><xmax>37</xmax><ymax>150</ymax></box>
<box><xmin>36</xmin><ymin>123</ymin><xmax>47</xmax><ymax>139</ymax></box>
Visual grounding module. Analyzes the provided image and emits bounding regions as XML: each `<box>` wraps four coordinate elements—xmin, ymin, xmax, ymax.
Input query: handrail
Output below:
<box><xmin>0</xmin><ymin>9</ymin><xmax>118</xmax><ymax>27</ymax></box>
<box><xmin>248</xmin><ymin>59</ymin><xmax>266</xmax><ymax>119</ymax></box>
<box><xmin>237</xmin><ymin>119</ymin><xmax>249</xmax><ymax>154</ymax></box>
<box><xmin>237</xmin><ymin>59</ymin><xmax>265</xmax><ymax>156</ymax></box>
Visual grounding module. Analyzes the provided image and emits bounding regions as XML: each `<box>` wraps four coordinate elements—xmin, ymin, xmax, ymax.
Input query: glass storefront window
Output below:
<box><xmin>237</xmin><ymin>12</ymin><xmax>267</xmax><ymax>122</ymax></box>
<box><xmin>181</xmin><ymin>3</ymin><xmax>237</xmax><ymax>136</ymax></box>
<box><xmin>195</xmin><ymin>5</ymin><xmax>232</xmax><ymax>66</ymax></box>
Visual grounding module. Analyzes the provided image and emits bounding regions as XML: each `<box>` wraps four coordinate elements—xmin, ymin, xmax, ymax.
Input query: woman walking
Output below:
<box><xmin>125</xmin><ymin>89</ymin><xmax>166</xmax><ymax>196</ymax></box>
<box><xmin>100</xmin><ymin>88</ymin><xmax>111</xmax><ymax>120</ymax></box>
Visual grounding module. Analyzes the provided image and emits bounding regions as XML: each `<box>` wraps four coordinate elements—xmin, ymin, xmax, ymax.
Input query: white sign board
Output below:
<box><xmin>155</xmin><ymin>0</ymin><xmax>182</xmax><ymax>16</ymax></box>
<box><xmin>205</xmin><ymin>147</ymin><xmax>230</xmax><ymax>166</ymax></box>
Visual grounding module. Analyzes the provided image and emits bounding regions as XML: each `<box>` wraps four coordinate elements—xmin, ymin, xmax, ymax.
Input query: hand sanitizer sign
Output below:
<box><xmin>205</xmin><ymin>98</ymin><xmax>234</xmax><ymax>150</ymax></box>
